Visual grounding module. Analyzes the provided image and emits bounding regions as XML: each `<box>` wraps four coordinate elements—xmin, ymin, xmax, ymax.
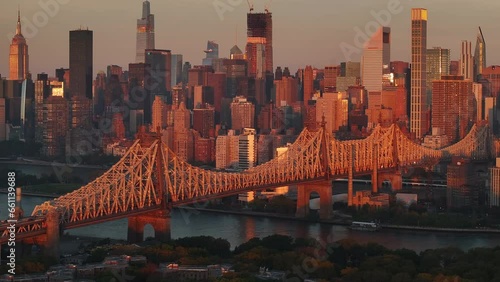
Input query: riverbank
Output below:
<box><xmin>177</xmin><ymin>206</ymin><xmax>500</xmax><ymax>234</ymax></box>
<box><xmin>0</xmin><ymin>188</ymin><xmax>58</xmax><ymax>198</ymax></box>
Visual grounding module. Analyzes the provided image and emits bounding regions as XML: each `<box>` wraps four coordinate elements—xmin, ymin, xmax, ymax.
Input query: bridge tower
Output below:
<box><xmin>127</xmin><ymin>127</ymin><xmax>171</xmax><ymax>243</ymax></box>
<box><xmin>371</xmin><ymin>126</ymin><xmax>403</xmax><ymax>192</ymax></box>
<box><xmin>296</xmin><ymin>116</ymin><xmax>333</xmax><ymax>219</ymax></box>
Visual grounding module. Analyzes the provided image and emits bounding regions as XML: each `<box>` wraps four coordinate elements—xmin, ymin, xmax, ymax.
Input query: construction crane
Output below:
<box><xmin>265</xmin><ymin>0</ymin><xmax>272</xmax><ymax>13</ymax></box>
<box><xmin>247</xmin><ymin>0</ymin><xmax>254</xmax><ymax>12</ymax></box>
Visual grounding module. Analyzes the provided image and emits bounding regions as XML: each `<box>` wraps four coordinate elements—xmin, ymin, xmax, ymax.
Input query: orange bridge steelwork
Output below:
<box><xmin>0</xmin><ymin>124</ymin><xmax>496</xmax><ymax>256</ymax></box>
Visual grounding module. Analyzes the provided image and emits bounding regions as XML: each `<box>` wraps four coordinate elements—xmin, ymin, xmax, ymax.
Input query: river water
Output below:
<box><xmin>1</xmin><ymin>194</ymin><xmax>500</xmax><ymax>253</ymax></box>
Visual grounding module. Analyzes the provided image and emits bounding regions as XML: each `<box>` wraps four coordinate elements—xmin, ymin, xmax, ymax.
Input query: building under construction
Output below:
<box><xmin>247</xmin><ymin>12</ymin><xmax>273</xmax><ymax>74</ymax></box>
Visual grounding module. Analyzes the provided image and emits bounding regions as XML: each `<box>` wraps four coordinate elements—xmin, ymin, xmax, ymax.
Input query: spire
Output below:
<box><xmin>16</xmin><ymin>6</ymin><xmax>22</xmax><ymax>35</ymax></box>
<box><xmin>142</xmin><ymin>0</ymin><xmax>151</xmax><ymax>19</ymax></box>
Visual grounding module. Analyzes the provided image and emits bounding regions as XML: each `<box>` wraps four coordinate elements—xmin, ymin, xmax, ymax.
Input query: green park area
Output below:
<box><xmin>4</xmin><ymin>235</ymin><xmax>500</xmax><ymax>281</ymax></box>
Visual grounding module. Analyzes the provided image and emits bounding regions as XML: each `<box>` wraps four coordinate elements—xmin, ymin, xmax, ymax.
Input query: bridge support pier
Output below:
<box><xmin>377</xmin><ymin>171</ymin><xmax>403</xmax><ymax>192</ymax></box>
<box><xmin>296</xmin><ymin>182</ymin><xmax>332</xmax><ymax>219</ymax></box>
<box><xmin>43</xmin><ymin>209</ymin><xmax>60</xmax><ymax>258</ymax></box>
<box><xmin>128</xmin><ymin>210</ymin><xmax>171</xmax><ymax>243</ymax></box>
<box><xmin>371</xmin><ymin>169</ymin><xmax>378</xmax><ymax>194</ymax></box>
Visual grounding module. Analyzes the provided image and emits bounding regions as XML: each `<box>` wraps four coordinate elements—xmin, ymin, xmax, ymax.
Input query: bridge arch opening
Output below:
<box><xmin>296</xmin><ymin>183</ymin><xmax>332</xmax><ymax>220</ymax></box>
<box><xmin>144</xmin><ymin>224</ymin><xmax>155</xmax><ymax>241</ymax></box>
<box><xmin>308</xmin><ymin>191</ymin><xmax>321</xmax><ymax>218</ymax></box>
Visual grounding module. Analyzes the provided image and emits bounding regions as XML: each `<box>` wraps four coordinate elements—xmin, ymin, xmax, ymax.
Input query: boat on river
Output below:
<box><xmin>349</xmin><ymin>221</ymin><xmax>381</xmax><ymax>231</ymax></box>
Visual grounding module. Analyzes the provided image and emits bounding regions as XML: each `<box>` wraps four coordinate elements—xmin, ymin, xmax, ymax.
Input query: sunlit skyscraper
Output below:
<box><xmin>9</xmin><ymin>9</ymin><xmax>29</xmax><ymax>80</ymax></box>
<box><xmin>202</xmin><ymin>41</ymin><xmax>219</xmax><ymax>66</ymax></box>
<box><xmin>459</xmin><ymin>41</ymin><xmax>473</xmax><ymax>80</ymax></box>
<box><xmin>426</xmin><ymin>47</ymin><xmax>450</xmax><ymax>105</ymax></box>
<box><xmin>136</xmin><ymin>1</ymin><xmax>155</xmax><ymax>63</ymax></box>
<box><xmin>410</xmin><ymin>8</ymin><xmax>428</xmax><ymax>139</ymax></box>
<box><xmin>70</xmin><ymin>29</ymin><xmax>93</xmax><ymax>99</ymax></box>
<box><xmin>361</xmin><ymin>26</ymin><xmax>391</xmax><ymax>92</ymax></box>
<box><xmin>247</xmin><ymin>12</ymin><xmax>273</xmax><ymax>74</ymax></box>
<box><xmin>474</xmin><ymin>27</ymin><xmax>486</xmax><ymax>82</ymax></box>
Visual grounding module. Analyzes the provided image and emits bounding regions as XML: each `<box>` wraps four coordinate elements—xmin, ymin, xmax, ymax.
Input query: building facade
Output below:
<box><xmin>136</xmin><ymin>0</ymin><xmax>155</xmax><ymax>63</ymax></box>
<box><xmin>432</xmin><ymin>75</ymin><xmax>475</xmax><ymax>143</ymax></box>
<box><xmin>361</xmin><ymin>26</ymin><xmax>391</xmax><ymax>92</ymax></box>
<box><xmin>410</xmin><ymin>8</ymin><xmax>428</xmax><ymax>139</ymax></box>
<box><xmin>9</xmin><ymin>9</ymin><xmax>29</xmax><ymax>81</ymax></box>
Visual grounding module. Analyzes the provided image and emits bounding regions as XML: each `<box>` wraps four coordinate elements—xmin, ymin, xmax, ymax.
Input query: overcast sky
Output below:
<box><xmin>1</xmin><ymin>0</ymin><xmax>499</xmax><ymax>77</ymax></box>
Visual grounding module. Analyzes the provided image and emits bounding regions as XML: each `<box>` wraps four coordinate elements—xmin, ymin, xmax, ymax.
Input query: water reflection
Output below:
<box><xmin>1</xmin><ymin>194</ymin><xmax>500</xmax><ymax>252</ymax></box>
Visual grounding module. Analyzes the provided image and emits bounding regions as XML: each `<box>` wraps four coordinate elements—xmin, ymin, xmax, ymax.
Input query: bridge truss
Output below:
<box><xmin>0</xmin><ymin>123</ymin><xmax>491</xmax><ymax>239</ymax></box>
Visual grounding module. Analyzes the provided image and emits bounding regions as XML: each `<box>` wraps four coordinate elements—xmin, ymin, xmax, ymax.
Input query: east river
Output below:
<box><xmin>1</xmin><ymin>194</ymin><xmax>500</xmax><ymax>253</ymax></box>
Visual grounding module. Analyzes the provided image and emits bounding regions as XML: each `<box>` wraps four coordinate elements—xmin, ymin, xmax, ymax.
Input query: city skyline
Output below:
<box><xmin>1</xmin><ymin>0</ymin><xmax>499</xmax><ymax>77</ymax></box>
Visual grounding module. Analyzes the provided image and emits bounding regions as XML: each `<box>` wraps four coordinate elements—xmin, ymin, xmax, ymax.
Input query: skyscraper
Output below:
<box><xmin>136</xmin><ymin>1</ymin><xmax>155</xmax><ymax>63</ymax></box>
<box><xmin>171</xmin><ymin>54</ymin><xmax>183</xmax><ymax>86</ymax></box>
<box><xmin>459</xmin><ymin>41</ymin><xmax>473</xmax><ymax>80</ymax></box>
<box><xmin>9</xmin><ymin>9</ymin><xmax>29</xmax><ymax>81</ymax></box>
<box><xmin>303</xmin><ymin>66</ymin><xmax>314</xmax><ymax>102</ymax></box>
<box><xmin>70</xmin><ymin>29</ymin><xmax>93</xmax><ymax>99</ymax></box>
<box><xmin>410</xmin><ymin>8</ymin><xmax>428</xmax><ymax>139</ymax></box>
<box><xmin>474</xmin><ymin>27</ymin><xmax>486</xmax><ymax>82</ymax></box>
<box><xmin>426</xmin><ymin>47</ymin><xmax>450</xmax><ymax>105</ymax></box>
<box><xmin>202</xmin><ymin>41</ymin><xmax>219</xmax><ymax>66</ymax></box>
<box><xmin>245</xmin><ymin>37</ymin><xmax>266</xmax><ymax>79</ymax></box>
<box><xmin>247</xmin><ymin>12</ymin><xmax>273</xmax><ymax>74</ymax></box>
<box><xmin>490</xmin><ymin>158</ymin><xmax>500</xmax><ymax>207</ymax></box>
<box><xmin>231</xmin><ymin>96</ymin><xmax>255</xmax><ymax>132</ymax></box>
<box><xmin>432</xmin><ymin>75</ymin><xmax>475</xmax><ymax>143</ymax></box>
<box><xmin>145</xmin><ymin>49</ymin><xmax>172</xmax><ymax>93</ymax></box>
<box><xmin>361</xmin><ymin>26</ymin><xmax>391</xmax><ymax>92</ymax></box>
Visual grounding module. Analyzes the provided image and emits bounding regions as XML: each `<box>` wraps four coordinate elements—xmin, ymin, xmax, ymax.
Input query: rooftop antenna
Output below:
<box><xmin>235</xmin><ymin>24</ymin><xmax>238</xmax><ymax>46</ymax></box>
<box><xmin>247</xmin><ymin>0</ymin><xmax>254</xmax><ymax>12</ymax></box>
<box><xmin>265</xmin><ymin>0</ymin><xmax>273</xmax><ymax>13</ymax></box>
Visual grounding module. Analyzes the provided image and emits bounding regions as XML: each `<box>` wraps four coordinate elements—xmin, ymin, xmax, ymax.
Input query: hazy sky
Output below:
<box><xmin>1</xmin><ymin>0</ymin><xmax>499</xmax><ymax>77</ymax></box>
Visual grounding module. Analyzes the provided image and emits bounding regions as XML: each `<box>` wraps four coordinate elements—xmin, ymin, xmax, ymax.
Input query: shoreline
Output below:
<box><xmin>176</xmin><ymin>206</ymin><xmax>500</xmax><ymax>234</ymax></box>
<box><xmin>0</xmin><ymin>189</ymin><xmax>58</xmax><ymax>198</ymax></box>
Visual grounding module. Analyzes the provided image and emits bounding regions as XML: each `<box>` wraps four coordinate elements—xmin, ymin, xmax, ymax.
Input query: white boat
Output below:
<box><xmin>349</xmin><ymin>221</ymin><xmax>381</xmax><ymax>231</ymax></box>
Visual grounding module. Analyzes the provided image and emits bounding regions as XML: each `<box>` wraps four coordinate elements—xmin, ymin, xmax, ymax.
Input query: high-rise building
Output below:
<box><xmin>341</xmin><ymin>61</ymin><xmax>361</xmax><ymax>78</ymax></box>
<box><xmin>450</xmin><ymin>61</ymin><xmax>460</xmax><ymax>76</ymax></box>
<box><xmin>193</xmin><ymin>107</ymin><xmax>215</xmax><ymax>138</ymax></box>
<box><xmin>274</xmin><ymin>76</ymin><xmax>298</xmax><ymax>106</ymax></box>
<box><xmin>238</xmin><ymin>128</ymin><xmax>257</xmax><ymax>169</ymax></box>
<box><xmin>474</xmin><ymin>27</ymin><xmax>486</xmax><ymax>82</ymax></box>
<box><xmin>246</xmin><ymin>37</ymin><xmax>266</xmax><ymax>79</ymax></box>
<box><xmin>316</xmin><ymin>92</ymin><xmax>348</xmax><ymax>134</ymax></box>
<box><xmin>432</xmin><ymin>75</ymin><xmax>475</xmax><ymax>143</ymax></box>
<box><xmin>9</xmin><ymin>9</ymin><xmax>29</xmax><ymax>81</ymax></box>
<box><xmin>230</xmin><ymin>96</ymin><xmax>255</xmax><ymax>132</ymax></box>
<box><xmin>361</xmin><ymin>26</ymin><xmax>391</xmax><ymax>92</ymax></box>
<box><xmin>42</xmin><ymin>95</ymin><xmax>68</xmax><ymax>157</ymax></box>
<box><xmin>459</xmin><ymin>41</ymin><xmax>473</xmax><ymax>80</ymax></box>
<box><xmin>202</xmin><ymin>41</ymin><xmax>219</xmax><ymax>66</ymax></box>
<box><xmin>247</xmin><ymin>12</ymin><xmax>273</xmax><ymax>74</ymax></box>
<box><xmin>70</xmin><ymin>29</ymin><xmax>93</xmax><ymax>99</ymax></box>
<box><xmin>151</xmin><ymin>95</ymin><xmax>168</xmax><ymax>133</ymax></box>
<box><xmin>447</xmin><ymin>157</ymin><xmax>477</xmax><ymax>208</ymax></box>
<box><xmin>145</xmin><ymin>49</ymin><xmax>172</xmax><ymax>93</ymax></box>
<box><xmin>303</xmin><ymin>66</ymin><xmax>314</xmax><ymax>102</ymax></box>
<box><xmin>136</xmin><ymin>0</ymin><xmax>155</xmax><ymax>63</ymax></box>
<box><xmin>324</xmin><ymin>66</ymin><xmax>340</xmax><ymax>89</ymax></box>
<box><xmin>426</xmin><ymin>47</ymin><xmax>450</xmax><ymax>105</ymax></box>
<box><xmin>171</xmin><ymin>54</ymin><xmax>183</xmax><ymax>86</ymax></box>
<box><xmin>216</xmin><ymin>130</ymin><xmax>240</xmax><ymax>169</ymax></box>
<box><xmin>173</xmin><ymin>102</ymin><xmax>193</xmax><ymax>162</ymax></box>
<box><xmin>490</xmin><ymin>158</ymin><xmax>500</xmax><ymax>207</ymax></box>
<box><xmin>410</xmin><ymin>8</ymin><xmax>428</xmax><ymax>139</ymax></box>
<box><xmin>144</xmin><ymin>49</ymin><xmax>171</xmax><ymax>124</ymax></box>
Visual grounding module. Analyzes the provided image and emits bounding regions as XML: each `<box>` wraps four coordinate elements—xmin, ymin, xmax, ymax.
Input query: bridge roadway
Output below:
<box><xmin>0</xmin><ymin>123</ymin><xmax>497</xmax><ymax>257</ymax></box>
